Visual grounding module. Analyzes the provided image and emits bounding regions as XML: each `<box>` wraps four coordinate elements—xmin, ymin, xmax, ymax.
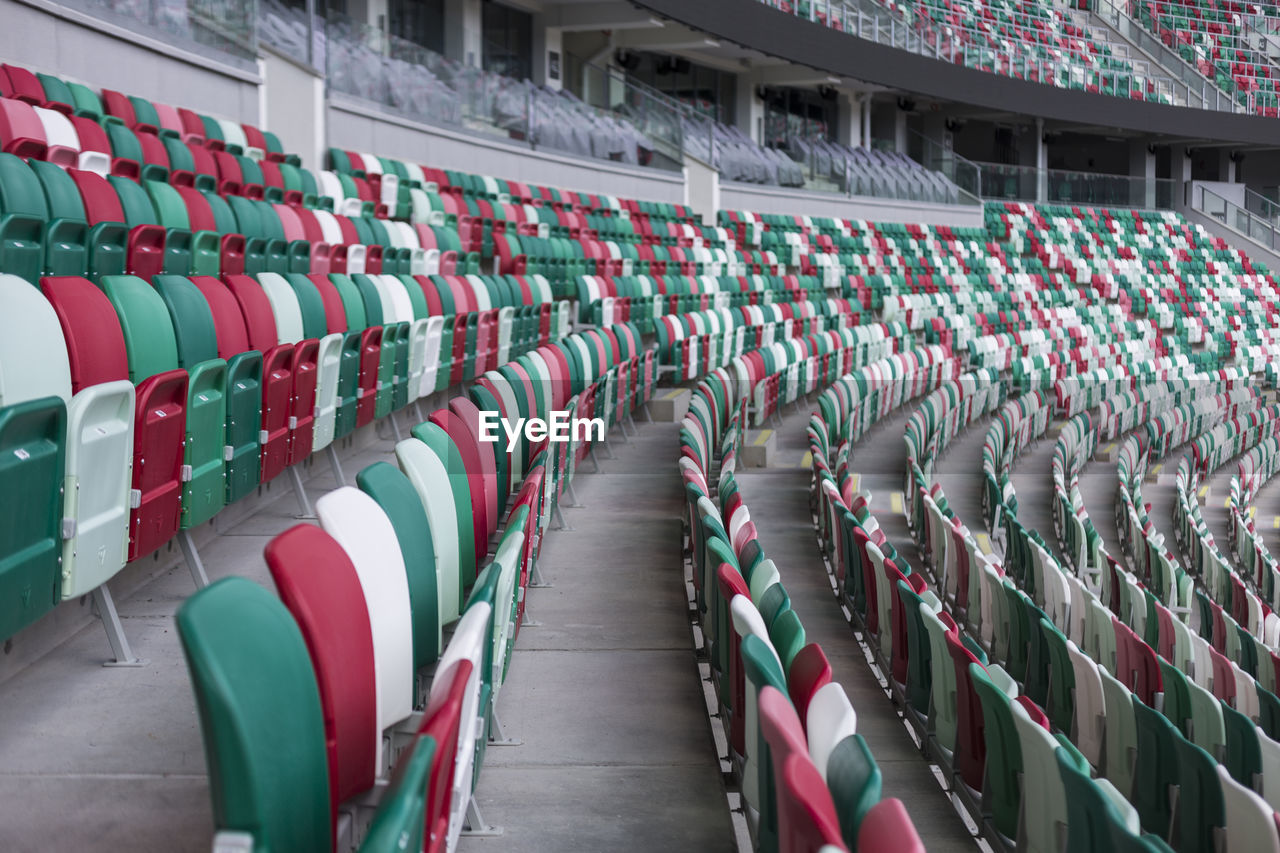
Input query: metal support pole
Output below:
<box><xmin>179</xmin><ymin>530</ymin><xmax>210</xmax><ymax>589</ymax></box>
<box><xmin>327</xmin><ymin>443</ymin><xmax>347</xmax><ymax>487</ymax></box>
<box><xmin>95</xmin><ymin>586</ymin><xmax>146</xmax><ymax>667</ymax></box>
<box><xmin>288</xmin><ymin>465</ymin><xmax>315</xmax><ymax>518</ymax></box>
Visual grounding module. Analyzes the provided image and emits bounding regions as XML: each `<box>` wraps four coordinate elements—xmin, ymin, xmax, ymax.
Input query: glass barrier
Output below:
<box><xmin>321</xmin><ymin>13</ymin><xmax>685</xmax><ymax>172</ymax></box>
<box><xmin>976</xmin><ymin>162</ymin><xmax>1176</xmax><ymax>208</ymax></box>
<box><xmin>1196</xmin><ymin>185</ymin><xmax>1280</xmax><ymax>252</ymax></box>
<box><xmin>61</xmin><ymin>0</ymin><xmax>257</xmax><ymax>64</ymax></box>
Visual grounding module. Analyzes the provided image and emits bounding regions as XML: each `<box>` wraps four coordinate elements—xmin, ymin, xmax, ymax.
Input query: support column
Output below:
<box><xmin>861</xmin><ymin>97</ymin><xmax>871</xmax><ymax>150</ymax></box>
<box><xmin>444</xmin><ymin>0</ymin><xmax>482</xmax><ymax>66</ymax></box>
<box><xmin>533</xmin><ymin>20</ymin><xmax>564</xmax><ymax>91</ymax></box>
<box><xmin>893</xmin><ymin>107</ymin><xmax>908</xmax><ymax>155</ymax></box>
<box><xmin>1129</xmin><ymin>139</ymin><xmax>1157</xmax><ymax>209</ymax></box>
<box><xmin>836</xmin><ymin>92</ymin><xmax>862</xmax><ymax>149</ymax></box>
<box><xmin>734</xmin><ymin>77</ymin><xmax>763</xmax><ymax>144</ymax></box>
<box><xmin>1217</xmin><ymin>149</ymin><xmax>1238</xmax><ymax>183</ymax></box>
<box><xmin>1034</xmin><ymin>117</ymin><xmax>1047</xmax><ymax>203</ymax></box>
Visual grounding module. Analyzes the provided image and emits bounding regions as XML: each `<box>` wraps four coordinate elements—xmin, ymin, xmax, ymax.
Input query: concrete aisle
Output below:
<box><xmin>461</xmin><ymin>420</ymin><xmax>734</xmax><ymax>853</ymax></box>
<box><xmin>735</xmin><ymin>405</ymin><xmax>978</xmax><ymax>853</ymax></box>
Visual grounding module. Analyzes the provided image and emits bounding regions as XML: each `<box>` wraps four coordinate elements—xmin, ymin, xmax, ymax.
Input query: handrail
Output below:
<box><xmin>1194</xmin><ymin>183</ymin><xmax>1280</xmax><ymax>253</ymax></box>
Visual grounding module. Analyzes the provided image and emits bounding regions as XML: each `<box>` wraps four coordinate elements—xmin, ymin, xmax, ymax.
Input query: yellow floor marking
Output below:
<box><xmin>1103</xmin><ymin>443</ymin><xmax>1116</xmax><ymax>454</ymax></box>
<box><xmin>799</xmin><ymin>451</ymin><xmax>813</xmax><ymax>469</ymax></box>
<box><xmin>1248</xmin><ymin>506</ymin><xmax>1256</xmax><ymax>520</ymax></box>
<box><xmin>1149</xmin><ymin>463</ymin><xmax>1162</xmax><ymax>477</ymax></box>
<box><xmin>662</xmin><ymin>388</ymin><xmax>685</xmax><ymax>400</ymax></box>
<box><xmin>890</xmin><ymin>491</ymin><xmax>903</xmax><ymax>515</ymax></box>
<box><xmin>1273</xmin><ymin>516</ymin><xmax>1279</xmax><ymax>530</ymax></box>
<box><xmin>849</xmin><ymin>473</ymin><xmax>861</xmax><ymax>493</ymax></box>
<box><xmin>976</xmin><ymin>533</ymin><xmax>994</xmax><ymax>555</ymax></box>
<box><xmin>753</xmin><ymin>429</ymin><xmax>773</xmax><ymax>446</ymax></box>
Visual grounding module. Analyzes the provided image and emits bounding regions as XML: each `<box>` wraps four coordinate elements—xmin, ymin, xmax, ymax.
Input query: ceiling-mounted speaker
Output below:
<box><xmin>818</xmin><ymin>85</ymin><xmax>837</xmax><ymax>101</ymax></box>
<box><xmin>755</xmin><ymin>84</ymin><xmax>773</xmax><ymax>101</ymax></box>
<box><xmin>897</xmin><ymin>96</ymin><xmax>916</xmax><ymax>112</ymax></box>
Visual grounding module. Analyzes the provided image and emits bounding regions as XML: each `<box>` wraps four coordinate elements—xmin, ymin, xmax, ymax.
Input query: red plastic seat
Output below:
<box><xmin>448</xmin><ymin>397</ymin><xmax>500</xmax><ymax>538</ymax></box>
<box><xmin>356</xmin><ymin>325</ymin><xmax>382</xmax><ymax>427</ymax></box>
<box><xmin>265</xmin><ymin>524</ymin><xmax>377</xmax><ymax>825</ymax></box>
<box><xmin>717</xmin><ymin>567</ymin><xmax>752</xmax><ymax>757</ymax></box>
<box><xmin>945</xmin><ymin>630</ymin><xmax>987</xmax><ymax>792</ymax></box>
<box><xmin>1</xmin><ymin>64</ymin><xmax>47</xmax><ymax>106</ymax></box>
<box><xmin>41</xmin><ymin>276</ymin><xmax>186</xmax><ymax>562</ymax></box>
<box><xmin>787</xmin><ymin>643</ymin><xmax>833</xmax><ymax>732</ymax></box>
<box><xmin>418</xmin><ymin>659</ymin><xmax>471</xmax><ymax>853</ymax></box>
<box><xmin>857</xmin><ymin>798</ymin><xmax>923</xmax><ymax>853</ymax></box>
<box><xmin>223</xmin><ymin>274</ymin><xmax>294</xmax><ymax>482</ymax></box>
<box><xmin>779</xmin><ymin>753</ymin><xmax>849</xmax><ymax>853</ymax></box>
<box><xmin>0</xmin><ymin>98</ymin><xmax>47</xmax><ymax>159</ymax></box>
<box><xmin>429</xmin><ymin>406</ymin><xmax>490</xmax><ymax>563</ymax></box>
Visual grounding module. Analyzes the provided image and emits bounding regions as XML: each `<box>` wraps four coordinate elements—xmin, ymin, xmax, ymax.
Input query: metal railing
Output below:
<box><xmin>976</xmin><ymin>161</ymin><xmax>1176</xmax><ymax>208</ymax></box>
<box><xmin>1195</xmin><ymin>184</ymin><xmax>1280</xmax><ymax>252</ymax></box>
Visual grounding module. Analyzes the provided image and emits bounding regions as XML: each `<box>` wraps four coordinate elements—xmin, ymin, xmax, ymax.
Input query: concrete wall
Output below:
<box><xmin>4</xmin><ymin>0</ymin><xmax>260</xmax><ymax>122</ymax></box>
<box><xmin>719</xmin><ymin>181</ymin><xmax>987</xmax><ymax>227</ymax></box>
<box><xmin>261</xmin><ymin>48</ymin><xmax>325</xmax><ymax>171</ymax></box>
<box><xmin>327</xmin><ymin>94</ymin><xmax>686</xmax><ymax>203</ymax></box>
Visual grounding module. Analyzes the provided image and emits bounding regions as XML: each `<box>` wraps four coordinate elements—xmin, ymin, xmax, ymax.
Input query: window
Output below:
<box><xmin>483</xmin><ymin>2</ymin><xmax>533</xmax><ymax>81</ymax></box>
<box><xmin>389</xmin><ymin>0</ymin><xmax>444</xmax><ymax>53</ymax></box>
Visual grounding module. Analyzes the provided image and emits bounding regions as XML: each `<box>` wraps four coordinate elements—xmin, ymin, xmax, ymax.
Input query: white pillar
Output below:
<box><xmin>894</xmin><ymin>108</ymin><xmax>908</xmax><ymax>155</ymax></box>
<box><xmin>734</xmin><ymin>79</ymin><xmax>763</xmax><ymax>144</ymax></box>
<box><xmin>533</xmin><ymin>21</ymin><xmax>564</xmax><ymax>91</ymax></box>
<box><xmin>1034</xmin><ymin>117</ymin><xmax>1047</xmax><ymax>203</ymax></box>
<box><xmin>444</xmin><ymin>0</ymin><xmax>482</xmax><ymax>67</ymax></box>
<box><xmin>836</xmin><ymin>92</ymin><xmax>862</xmax><ymax>149</ymax></box>
<box><xmin>861</xmin><ymin>98</ymin><xmax>871</xmax><ymax>150</ymax></box>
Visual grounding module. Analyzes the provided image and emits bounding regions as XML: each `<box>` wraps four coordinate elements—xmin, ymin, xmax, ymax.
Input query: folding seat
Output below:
<box><xmin>741</xmin><ymin>632</ymin><xmax>787</xmax><ymax>836</ymax></box>
<box><xmin>805</xmin><ymin>681</ymin><xmax>857</xmax><ymax>782</ymax></box>
<box><xmin>946</xmin><ymin>630</ymin><xmax>988</xmax><ymax>793</ymax></box>
<box><xmin>1132</xmin><ymin>698</ymin><xmax>1179</xmax><ymax>837</ymax></box>
<box><xmin>857</xmin><ymin>798</ymin><xmax>923</xmax><ymax>853</ymax></box>
<box><xmin>1172</xmin><ymin>735</ymin><xmax>1225</xmax><ymax>853</ymax></box>
<box><xmin>263</xmin><ymin>525</ymin><xmax>378</xmax><ymax>836</ymax></box>
<box><xmin>970</xmin><ymin>661</ymin><xmax>1023</xmax><ymax>842</ymax></box>
<box><xmin>185</xmin><ymin>276</ymin><xmax>263</xmax><ymax>504</ymax></box>
<box><xmin>0</xmin><ymin>152</ymin><xmax>48</xmax><ymax>284</ymax></box>
<box><xmin>1015</xmin><ymin>693</ymin><xmax>1081</xmax><ymax>853</ymax></box>
<box><xmin>1058</xmin><ymin>746</ymin><xmax>1142</xmax><ymax>853</ymax></box>
<box><xmin>315</xmin><ymin>488</ymin><xmax>414</xmax><ymax>772</ymax></box>
<box><xmin>395</xmin><ymin>436</ymin><xmax>465</xmax><ymax>627</ymax></box>
<box><xmin>176</xmin><ymin>577</ymin><xmax>435</xmax><ymax>852</ymax></box>
<box><xmin>921</xmin><ymin>603</ymin><xmax>960</xmax><ymax>757</ymax></box>
<box><xmin>824</xmin><ymin>733</ymin><xmax>880</xmax><ymax>850</ymax></box>
<box><xmin>787</xmin><ymin>643</ymin><xmax>832</xmax><ymax>732</ymax></box>
<box><xmin>114</xmin><ymin>276</ymin><xmax>230</xmax><ymax>535</ymax></box>
<box><xmin>222</xmin><ymin>274</ymin><xmax>295</xmax><ymax>482</ymax></box>
<box><xmin>1186</xmin><ymin>678</ymin><xmax>1227</xmax><ymax>762</ymax></box>
<box><xmin>1222</xmin><ymin>702</ymin><xmax>1262</xmax><ymax>789</ymax></box>
<box><xmin>432</xmin><ymin>597</ymin><xmax>492</xmax><ymax>848</ymax></box>
<box><xmin>40</xmin><ymin>274</ymin><xmax>186</xmax><ymax>563</ymax></box>
<box><xmin>256</xmin><ymin>272</ymin><xmax>320</xmax><ymax>467</ymax></box>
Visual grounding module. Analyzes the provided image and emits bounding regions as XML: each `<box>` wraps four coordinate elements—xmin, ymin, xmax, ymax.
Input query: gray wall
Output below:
<box><xmin>3</xmin><ymin>0</ymin><xmax>260</xmax><ymax>122</ymax></box>
<box><xmin>327</xmin><ymin>95</ymin><xmax>687</xmax><ymax>204</ymax></box>
<box><xmin>719</xmin><ymin>181</ymin><xmax>986</xmax><ymax>227</ymax></box>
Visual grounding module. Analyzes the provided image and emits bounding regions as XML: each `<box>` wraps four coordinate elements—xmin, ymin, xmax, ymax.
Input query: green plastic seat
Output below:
<box><xmin>825</xmin><ymin>733</ymin><xmax>881</xmax><ymax>850</ymax></box>
<box><xmin>1058</xmin><ymin>746</ymin><xmax>1141</xmax><ymax>853</ymax></box>
<box><xmin>28</xmin><ymin>159</ymin><xmax>88</xmax><ymax>277</ymax></box>
<box><xmin>1222</xmin><ymin>701</ymin><xmax>1262</xmax><ymax>789</ymax></box>
<box><xmin>899</xmin><ymin>582</ymin><xmax>936</xmax><ymax>717</ymax></box>
<box><xmin>0</xmin><ymin>152</ymin><xmax>48</xmax><ymax>283</ymax></box>
<box><xmin>742</xmin><ymin>633</ymin><xmax>787</xmax><ymax>853</ymax></box>
<box><xmin>177</xmin><ymin>576</ymin><xmax>436</xmax><ymax>852</ymax></box>
<box><xmin>1171</xmin><ymin>736</ymin><xmax>1224</xmax><ymax>853</ymax></box>
<box><xmin>1158</xmin><ymin>659</ymin><xmax>1192</xmax><ymax>738</ymax></box>
<box><xmin>356</xmin><ymin>461</ymin><xmax>441</xmax><ymax>676</ymax></box>
<box><xmin>1041</xmin><ymin>617</ymin><xmax>1075</xmax><ymax>732</ymax></box>
<box><xmin>758</xmin><ymin>581</ymin><xmax>791</xmax><ymax>631</ymax></box>
<box><xmin>409</xmin><ymin>421</ymin><xmax>477</xmax><ymax>616</ymax></box>
<box><xmin>971</xmin><ymin>662</ymin><xmax>1022</xmax><ymax>841</ymax></box>
<box><xmin>769</xmin><ymin>607</ymin><xmax>806</xmax><ymax>674</ymax></box>
<box><xmin>1132</xmin><ymin>699</ymin><xmax>1179</xmax><ymax>837</ymax></box>
<box><xmin>151</xmin><ymin>275</ymin><xmax>228</xmax><ymax>529</ymax></box>
<box><xmin>0</xmin><ymin>397</ymin><xmax>65</xmax><ymax>639</ymax></box>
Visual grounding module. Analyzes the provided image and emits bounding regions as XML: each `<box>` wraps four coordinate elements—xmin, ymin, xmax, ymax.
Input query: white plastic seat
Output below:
<box><xmin>1066</xmin><ymin>640</ymin><xmax>1106</xmax><ymax>770</ymax></box>
<box><xmin>316</xmin><ymin>487</ymin><xmax>414</xmax><ymax>771</ymax></box>
<box><xmin>396</xmin><ymin>437</ymin><xmax>461</xmax><ymax>626</ymax></box>
<box><xmin>433</xmin><ymin>601</ymin><xmax>491</xmax><ymax>852</ymax></box>
<box><xmin>255</xmin><ymin>273</ymin><xmax>306</xmax><ymax>344</ymax></box>
<box><xmin>312</xmin><ymin>332</ymin><xmax>343</xmax><ymax>452</ymax></box>
<box><xmin>420</xmin><ymin>316</ymin><xmax>444</xmax><ymax>398</ymax></box>
<box><xmin>806</xmin><ymin>681</ymin><xmax>857</xmax><ymax>781</ymax></box>
<box><xmin>1218</xmin><ymin>763</ymin><xmax>1280</xmax><ymax>853</ymax></box>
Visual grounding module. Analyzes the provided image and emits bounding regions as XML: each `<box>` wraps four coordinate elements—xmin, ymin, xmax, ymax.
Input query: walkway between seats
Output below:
<box><xmin>735</xmin><ymin>403</ymin><xmax>978</xmax><ymax>853</ymax></box>
<box><xmin>461</xmin><ymin>419</ymin><xmax>735</xmax><ymax>852</ymax></box>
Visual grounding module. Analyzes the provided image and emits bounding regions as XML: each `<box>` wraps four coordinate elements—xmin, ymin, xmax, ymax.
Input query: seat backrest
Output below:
<box><xmin>356</xmin><ymin>461</ymin><xmax>441</xmax><ymax>670</ymax></box>
<box><xmin>99</xmin><ymin>275</ymin><xmax>181</xmax><ymax>382</ymax></box>
<box><xmin>788</xmin><ymin>643</ymin><xmax>832</xmax><ymax>733</ymax></box>
<box><xmin>805</xmin><ymin>681</ymin><xmax>857</xmax><ymax>782</ymax></box>
<box><xmin>857</xmin><ymin>798</ymin><xmax>923</xmax><ymax>853</ymax></box>
<box><xmin>1217</xmin><ymin>763</ymin><xmax>1280</xmax><ymax>853</ymax></box>
<box><xmin>152</xmin><ymin>275</ymin><xmax>221</xmax><ymax>370</ymax></box>
<box><xmin>420</xmin><ymin>659</ymin><xmax>471</xmax><ymax>853</ymax></box>
<box><xmin>826</xmin><ymin>734</ymin><xmax>880</xmax><ymax>851</ymax></box>
<box><xmin>779</xmin><ymin>751</ymin><xmax>847</xmax><ymax>853</ymax></box>
<box><xmin>411</xmin><ymin>421</ymin><xmax>477</xmax><ymax>604</ymax></box>
<box><xmin>3</xmin><ymin>274</ymin><xmax>73</xmax><ymax>405</ymax></box>
<box><xmin>435</xmin><ymin>600</ymin><xmax>491</xmax><ymax>850</ymax></box>
<box><xmin>315</xmin><ymin>487</ymin><xmax>414</xmax><ymax>767</ymax></box>
<box><xmin>395</xmin><ymin>436</ymin><xmax>463</xmax><ymax>628</ymax></box>
<box><xmin>175</xmin><ymin>577</ymin><xmax>331</xmax><ymax>853</ymax></box>
<box><xmin>223</xmin><ymin>274</ymin><xmax>281</xmax><ymax>353</ymax></box>
<box><xmin>264</xmin><ymin>525</ymin><xmax>377</xmax><ymax>811</ymax></box>
<box><xmin>190</xmin><ymin>275</ymin><xmax>253</xmax><ymax>359</ymax></box>
<box><xmin>256</xmin><ymin>272</ymin><xmax>306</xmax><ymax>345</ymax></box>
